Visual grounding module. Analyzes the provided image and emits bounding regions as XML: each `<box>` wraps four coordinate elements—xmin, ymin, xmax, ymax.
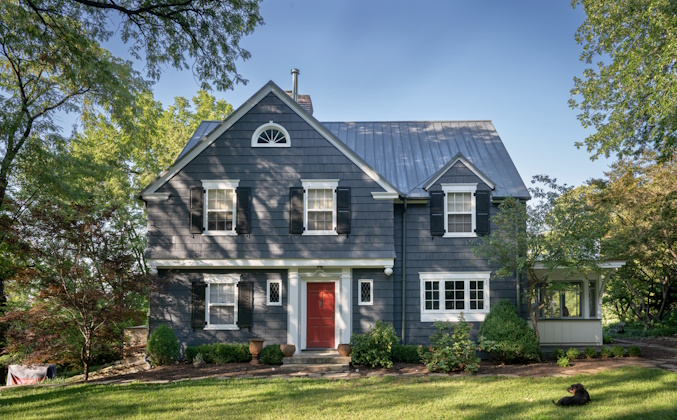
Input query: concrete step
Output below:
<box><xmin>283</xmin><ymin>355</ymin><xmax>351</xmax><ymax>365</ymax></box>
<box><xmin>278</xmin><ymin>363</ymin><xmax>350</xmax><ymax>373</ymax></box>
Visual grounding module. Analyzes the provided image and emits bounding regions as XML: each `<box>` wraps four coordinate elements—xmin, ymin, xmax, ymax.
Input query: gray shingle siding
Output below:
<box><xmin>146</xmin><ymin>93</ymin><xmax>395</xmax><ymax>261</ymax></box>
<box><xmin>352</xmin><ymin>269</ymin><xmax>394</xmax><ymax>335</ymax></box>
<box><xmin>149</xmin><ymin>269</ymin><xmax>287</xmax><ymax>355</ymax></box>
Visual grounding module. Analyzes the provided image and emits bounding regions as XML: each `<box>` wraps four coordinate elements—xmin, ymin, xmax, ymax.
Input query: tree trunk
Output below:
<box><xmin>527</xmin><ymin>294</ymin><xmax>540</xmax><ymax>341</ymax></box>
<box><xmin>82</xmin><ymin>335</ymin><xmax>92</xmax><ymax>381</ymax></box>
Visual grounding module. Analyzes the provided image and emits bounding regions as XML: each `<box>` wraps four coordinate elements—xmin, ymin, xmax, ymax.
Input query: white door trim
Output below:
<box><xmin>301</xmin><ymin>279</ymin><xmax>340</xmax><ymax>350</ymax></box>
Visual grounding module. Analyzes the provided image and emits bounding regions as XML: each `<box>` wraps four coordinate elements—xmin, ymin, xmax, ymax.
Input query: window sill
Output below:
<box><xmin>443</xmin><ymin>233</ymin><xmax>477</xmax><ymax>238</ymax></box>
<box><xmin>421</xmin><ymin>312</ymin><xmax>488</xmax><ymax>322</ymax></box>
<box><xmin>266</xmin><ymin>302</ymin><xmax>282</xmax><ymax>306</ymax></box>
<box><xmin>302</xmin><ymin>230</ymin><xmax>338</xmax><ymax>236</ymax></box>
<box><xmin>358</xmin><ymin>302</ymin><xmax>373</xmax><ymax>306</ymax></box>
<box><xmin>204</xmin><ymin>325</ymin><xmax>239</xmax><ymax>331</ymax></box>
<box><xmin>203</xmin><ymin>231</ymin><xmax>238</xmax><ymax>236</ymax></box>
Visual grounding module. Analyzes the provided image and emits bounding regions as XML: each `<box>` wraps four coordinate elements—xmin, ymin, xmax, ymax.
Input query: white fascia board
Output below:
<box><xmin>533</xmin><ymin>261</ymin><xmax>626</xmax><ymax>270</ymax></box>
<box><xmin>148</xmin><ymin>258</ymin><xmax>395</xmax><ymax>269</ymax></box>
<box><xmin>141</xmin><ymin>192</ymin><xmax>171</xmax><ymax>202</ymax></box>
<box><xmin>371</xmin><ymin>192</ymin><xmax>400</xmax><ymax>201</ymax></box>
<box><xmin>140</xmin><ymin>81</ymin><xmax>401</xmax><ymax>196</ymax></box>
<box><xmin>422</xmin><ymin>154</ymin><xmax>496</xmax><ymax>191</ymax></box>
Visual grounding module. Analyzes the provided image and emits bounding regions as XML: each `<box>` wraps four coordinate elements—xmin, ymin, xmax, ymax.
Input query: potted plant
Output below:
<box><xmin>337</xmin><ymin>343</ymin><xmax>352</xmax><ymax>357</ymax></box>
<box><xmin>280</xmin><ymin>344</ymin><xmax>296</xmax><ymax>357</ymax></box>
<box><xmin>249</xmin><ymin>338</ymin><xmax>265</xmax><ymax>365</ymax></box>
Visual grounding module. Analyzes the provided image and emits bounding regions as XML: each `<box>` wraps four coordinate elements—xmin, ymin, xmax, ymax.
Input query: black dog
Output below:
<box><xmin>553</xmin><ymin>383</ymin><xmax>591</xmax><ymax>406</ymax></box>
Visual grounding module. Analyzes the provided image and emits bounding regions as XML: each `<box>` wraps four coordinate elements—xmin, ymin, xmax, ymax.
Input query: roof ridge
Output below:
<box><xmin>321</xmin><ymin>120</ymin><xmax>493</xmax><ymax>124</ymax></box>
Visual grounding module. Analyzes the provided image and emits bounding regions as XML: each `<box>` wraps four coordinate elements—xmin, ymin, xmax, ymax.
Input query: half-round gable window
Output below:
<box><xmin>251</xmin><ymin>122</ymin><xmax>291</xmax><ymax>147</ymax></box>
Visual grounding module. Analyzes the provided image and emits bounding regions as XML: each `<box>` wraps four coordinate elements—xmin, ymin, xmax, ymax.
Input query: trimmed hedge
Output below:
<box><xmin>185</xmin><ymin>343</ymin><xmax>251</xmax><ymax>364</ymax></box>
<box><xmin>478</xmin><ymin>300</ymin><xmax>541</xmax><ymax>363</ymax></box>
<box><xmin>146</xmin><ymin>325</ymin><xmax>180</xmax><ymax>366</ymax></box>
<box><xmin>392</xmin><ymin>344</ymin><xmax>421</xmax><ymax>364</ymax></box>
<box><xmin>260</xmin><ymin>345</ymin><xmax>283</xmax><ymax>365</ymax></box>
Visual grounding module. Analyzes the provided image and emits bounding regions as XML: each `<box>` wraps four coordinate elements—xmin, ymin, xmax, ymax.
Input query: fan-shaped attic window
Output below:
<box><xmin>251</xmin><ymin>122</ymin><xmax>291</xmax><ymax>147</ymax></box>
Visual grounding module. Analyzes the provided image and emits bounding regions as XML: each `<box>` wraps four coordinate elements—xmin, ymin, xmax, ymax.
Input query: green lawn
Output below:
<box><xmin>1</xmin><ymin>367</ymin><xmax>676</xmax><ymax>419</ymax></box>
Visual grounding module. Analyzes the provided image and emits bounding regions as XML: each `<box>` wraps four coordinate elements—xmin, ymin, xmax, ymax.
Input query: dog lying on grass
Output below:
<box><xmin>553</xmin><ymin>383</ymin><xmax>591</xmax><ymax>406</ymax></box>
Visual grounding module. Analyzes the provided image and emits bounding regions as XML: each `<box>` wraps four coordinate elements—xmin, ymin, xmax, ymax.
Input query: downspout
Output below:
<box><xmin>401</xmin><ymin>196</ymin><xmax>408</xmax><ymax>343</ymax></box>
<box><xmin>516</xmin><ymin>268</ymin><xmax>521</xmax><ymax>317</ymax></box>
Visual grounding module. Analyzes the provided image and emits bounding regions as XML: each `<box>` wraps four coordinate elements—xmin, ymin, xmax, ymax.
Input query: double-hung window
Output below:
<box><xmin>442</xmin><ymin>184</ymin><xmax>477</xmax><ymax>237</ymax></box>
<box><xmin>420</xmin><ymin>272</ymin><xmax>490</xmax><ymax>322</ymax></box>
<box><xmin>302</xmin><ymin>179</ymin><xmax>338</xmax><ymax>235</ymax></box>
<box><xmin>204</xmin><ymin>274</ymin><xmax>239</xmax><ymax>330</ymax></box>
<box><xmin>202</xmin><ymin>180</ymin><xmax>239</xmax><ymax>235</ymax></box>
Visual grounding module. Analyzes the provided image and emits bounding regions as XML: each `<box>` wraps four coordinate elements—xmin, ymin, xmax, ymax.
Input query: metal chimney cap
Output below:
<box><xmin>291</xmin><ymin>68</ymin><xmax>300</xmax><ymax>74</ymax></box>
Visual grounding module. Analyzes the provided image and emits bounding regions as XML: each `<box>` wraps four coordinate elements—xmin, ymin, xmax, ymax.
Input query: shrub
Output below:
<box><xmin>351</xmin><ymin>320</ymin><xmax>399</xmax><ymax>368</ymax></box>
<box><xmin>600</xmin><ymin>346</ymin><xmax>611</xmax><ymax>358</ymax></box>
<box><xmin>612</xmin><ymin>345</ymin><xmax>627</xmax><ymax>357</ymax></box>
<box><xmin>392</xmin><ymin>344</ymin><xmax>421</xmax><ymax>364</ymax></box>
<box><xmin>557</xmin><ymin>356</ymin><xmax>570</xmax><ymax>367</ymax></box>
<box><xmin>584</xmin><ymin>347</ymin><xmax>597</xmax><ymax>359</ymax></box>
<box><xmin>185</xmin><ymin>343</ymin><xmax>251</xmax><ymax>364</ymax></box>
<box><xmin>418</xmin><ymin>315</ymin><xmax>480</xmax><ymax>373</ymax></box>
<box><xmin>566</xmin><ymin>348</ymin><xmax>580</xmax><ymax>360</ymax></box>
<box><xmin>146</xmin><ymin>325</ymin><xmax>180</xmax><ymax>366</ymax></box>
<box><xmin>628</xmin><ymin>346</ymin><xmax>642</xmax><ymax>357</ymax></box>
<box><xmin>477</xmin><ymin>301</ymin><xmax>541</xmax><ymax>363</ymax></box>
<box><xmin>193</xmin><ymin>353</ymin><xmax>205</xmax><ymax>365</ymax></box>
<box><xmin>551</xmin><ymin>348</ymin><xmax>565</xmax><ymax>360</ymax></box>
<box><xmin>603</xmin><ymin>333</ymin><xmax>613</xmax><ymax>344</ymax></box>
<box><xmin>260</xmin><ymin>345</ymin><xmax>283</xmax><ymax>365</ymax></box>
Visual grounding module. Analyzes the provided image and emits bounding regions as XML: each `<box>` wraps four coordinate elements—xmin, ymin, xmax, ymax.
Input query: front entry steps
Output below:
<box><xmin>279</xmin><ymin>350</ymin><xmax>351</xmax><ymax>373</ymax></box>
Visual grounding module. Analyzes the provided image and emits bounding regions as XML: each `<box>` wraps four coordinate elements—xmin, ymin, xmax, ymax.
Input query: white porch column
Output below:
<box><xmin>287</xmin><ymin>268</ymin><xmax>300</xmax><ymax>354</ymax></box>
<box><xmin>340</xmin><ymin>268</ymin><xmax>352</xmax><ymax>345</ymax></box>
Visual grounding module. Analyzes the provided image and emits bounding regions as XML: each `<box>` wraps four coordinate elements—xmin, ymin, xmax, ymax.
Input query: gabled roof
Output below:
<box><xmin>140</xmin><ymin>81</ymin><xmax>400</xmax><ymax>196</ymax></box>
<box><xmin>323</xmin><ymin>121</ymin><xmax>530</xmax><ymax>199</ymax></box>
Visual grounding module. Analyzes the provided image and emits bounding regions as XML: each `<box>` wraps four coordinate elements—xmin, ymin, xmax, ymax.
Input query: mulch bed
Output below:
<box><xmin>97</xmin><ymin>337</ymin><xmax>676</xmax><ymax>383</ymax></box>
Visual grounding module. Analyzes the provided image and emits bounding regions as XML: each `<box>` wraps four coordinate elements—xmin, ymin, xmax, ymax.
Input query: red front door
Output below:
<box><xmin>307</xmin><ymin>282</ymin><xmax>335</xmax><ymax>348</ymax></box>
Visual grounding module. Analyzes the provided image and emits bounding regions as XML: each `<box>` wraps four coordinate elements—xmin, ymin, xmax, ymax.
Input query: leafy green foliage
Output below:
<box><xmin>391</xmin><ymin>344</ymin><xmax>421</xmax><ymax>364</ymax></box>
<box><xmin>612</xmin><ymin>345</ymin><xmax>627</xmax><ymax>357</ymax></box>
<box><xmin>350</xmin><ymin>321</ymin><xmax>399</xmax><ymax>368</ymax></box>
<box><xmin>552</xmin><ymin>348</ymin><xmax>565</xmax><ymax>360</ymax></box>
<box><xmin>557</xmin><ymin>356</ymin><xmax>570</xmax><ymax>368</ymax></box>
<box><xmin>600</xmin><ymin>346</ymin><xmax>612</xmax><ymax>358</ymax></box>
<box><xmin>566</xmin><ymin>348</ymin><xmax>580</xmax><ymax>360</ymax></box>
<box><xmin>259</xmin><ymin>345</ymin><xmax>283</xmax><ymax>365</ymax></box>
<box><xmin>146</xmin><ymin>325</ymin><xmax>180</xmax><ymax>366</ymax></box>
<box><xmin>628</xmin><ymin>346</ymin><xmax>642</xmax><ymax>357</ymax></box>
<box><xmin>570</xmin><ymin>0</ymin><xmax>677</xmax><ymax>160</ymax></box>
<box><xmin>418</xmin><ymin>317</ymin><xmax>480</xmax><ymax>373</ymax></box>
<box><xmin>478</xmin><ymin>300</ymin><xmax>541</xmax><ymax>363</ymax></box>
<box><xmin>584</xmin><ymin>347</ymin><xmax>598</xmax><ymax>358</ymax></box>
<box><xmin>185</xmin><ymin>344</ymin><xmax>251</xmax><ymax>364</ymax></box>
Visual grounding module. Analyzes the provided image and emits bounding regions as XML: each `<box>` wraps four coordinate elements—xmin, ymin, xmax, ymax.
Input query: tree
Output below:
<box><xmin>570</xmin><ymin>0</ymin><xmax>677</xmax><ymax>161</ymax></box>
<box><xmin>593</xmin><ymin>153</ymin><xmax>677</xmax><ymax>326</ymax></box>
<box><xmin>2</xmin><ymin>199</ymin><xmax>149</xmax><ymax>380</ymax></box>
<box><xmin>470</xmin><ymin>176</ymin><xmax>608</xmax><ymax>340</ymax></box>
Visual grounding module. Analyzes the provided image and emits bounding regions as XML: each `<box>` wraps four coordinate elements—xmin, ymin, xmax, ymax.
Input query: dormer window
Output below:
<box><xmin>252</xmin><ymin>122</ymin><xmax>291</xmax><ymax>147</ymax></box>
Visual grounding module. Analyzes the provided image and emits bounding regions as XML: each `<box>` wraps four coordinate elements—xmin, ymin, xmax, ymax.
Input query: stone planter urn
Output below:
<box><xmin>280</xmin><ymin>344</ymin><xmax>296</xmax><ymax>357</ymax></box>
<box><xmin>337</xmin><ymin>344</ymin><xmax>352</xmax><ymax>357</ymax></box>
<box><xmin>249</xmin><ymin>338</ymin><xmax>265</xmax><ymax>365</ymax></box>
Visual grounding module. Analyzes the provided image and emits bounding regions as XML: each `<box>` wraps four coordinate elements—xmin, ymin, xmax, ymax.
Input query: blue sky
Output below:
<box><xmin>100</xmin><ymin>0</ymin><xmax>611</xmax><ymax>188</ymax></box>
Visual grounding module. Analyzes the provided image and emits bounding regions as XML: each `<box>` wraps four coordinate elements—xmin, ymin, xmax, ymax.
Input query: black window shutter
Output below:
<box><xmin>336</xmin><ymin>187</ymin><xmax>351</xmax><ymax>234</ymax></box>
<box><xmin>236</xmin><ymin>187</ymin><xmax>251</xmax><ymax>234</ymax></box>
<box><xmin>190</xmin><ymin>187</ymin><xmax>204</xmax><ymax>234</ymax></box>
<box><xmin>430</xmin><ymin>191</ymin><xmax>445</xmax><ymax>236</ymax></box>
<box><xmin>191</xmin><ymin>281</ymin><xmax>206</xmax><ymax>330</ymax></box>
<box><xmin>289</xmin><ymin>187</ymin><xmax>305</xmax><ymax>234</ymax></box>
<box><xmin>475</xmin><ymin>190</ymin><xmax>491</xmax><ymax>236</ymax></box>
<box><xmin>237</xmin><ymin>281</ymin><xmax>254</xmax><ymax>330</ymax></box>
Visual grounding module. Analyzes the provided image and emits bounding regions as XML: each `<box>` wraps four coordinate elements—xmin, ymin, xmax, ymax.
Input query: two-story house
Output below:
<box><xmin>140</xmin><ymin>73</ymin><xmax>610</xmax><ymax>355</ymax></box>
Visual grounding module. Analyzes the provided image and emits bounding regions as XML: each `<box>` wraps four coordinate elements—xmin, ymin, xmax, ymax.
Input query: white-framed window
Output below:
<box><xmin>302</xmin><ymin>179</ymin><xmax>339</xmax><ymax>235</ymax></box>
<box><xmin>540</xmin><ymin>282</ymin><xmax>583</xmax><ymax>319</ymax></box>
<box><xmin>251</xmin><ymin>122</ymin><xmax>291</xmax><ymax>147</ymax></box>
<box><xmin>359</xmin><ymin>279</ymin><xmax>373</xmax><ymax>306</ymax></box>
<box><xmin>204</xmin><ymin>274</ymin><xmax>240</xmax><ymax>330</ymax></box>
<box><xmin>202</xmin><ymin>180</ymin><xmax>239</xmax><ymax>235</ymax></box>
<box><xmin>419</xmin><ymin>272</ymin><xmax>490</xmax><ymax>322</ymax></box>
<box><xmin>441</xmin><ymin>184</ymin><xmax>477</xmax><ymax>237</ymax></box>
<box><xmin>267</xmin><ymin>279</ymin><xmax>282</xmax><ymax>306</ymax></box>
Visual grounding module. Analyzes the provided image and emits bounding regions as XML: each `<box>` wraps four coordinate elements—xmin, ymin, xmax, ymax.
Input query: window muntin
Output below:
<box><xmin>359</xmin><ymin>279</ymin><xmax>373</xmax><ymax>306</ymax></box>
<box><xmin>251</xmin><ymin>122</ymin><xmax>291</xmax><ymax>147</ymax></box>
<box><xmin>301</xmin><ymin>180</ymin><xmax>339</xmax><ymax>235</ymax></box>
<box><xmin>267</xmin><ymin>279</ymin><xmax>282</xmax><ymax>306</ymax></box>
<box><xmin>441</xmin><ymin>184</ymin><xmax>477</xmax><ymax>237</ymax></box>
<box><xmin>204</xmin><ymin>274</ymin><xmax>239</xmax><ymax>330</ymax></box>
<box><xmin>202</xmin><ymin>180</ymin><xmax>239</xmax><ymax>235</ymax></box>
<box><xmin>420</xmin><ymin>272</ymin><xmax>490</xmax><ymax>322</ymax></box>
<box><xmin>541</xmin><ymin>282</ymin><xmax>582</xmax><ymax>319</ymax></box>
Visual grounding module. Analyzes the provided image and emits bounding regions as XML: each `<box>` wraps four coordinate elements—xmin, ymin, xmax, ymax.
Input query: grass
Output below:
<box><xmin>1</xmin><ymin>367</ymin><xmax>676</xmax><ymax>419</ymax></box>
